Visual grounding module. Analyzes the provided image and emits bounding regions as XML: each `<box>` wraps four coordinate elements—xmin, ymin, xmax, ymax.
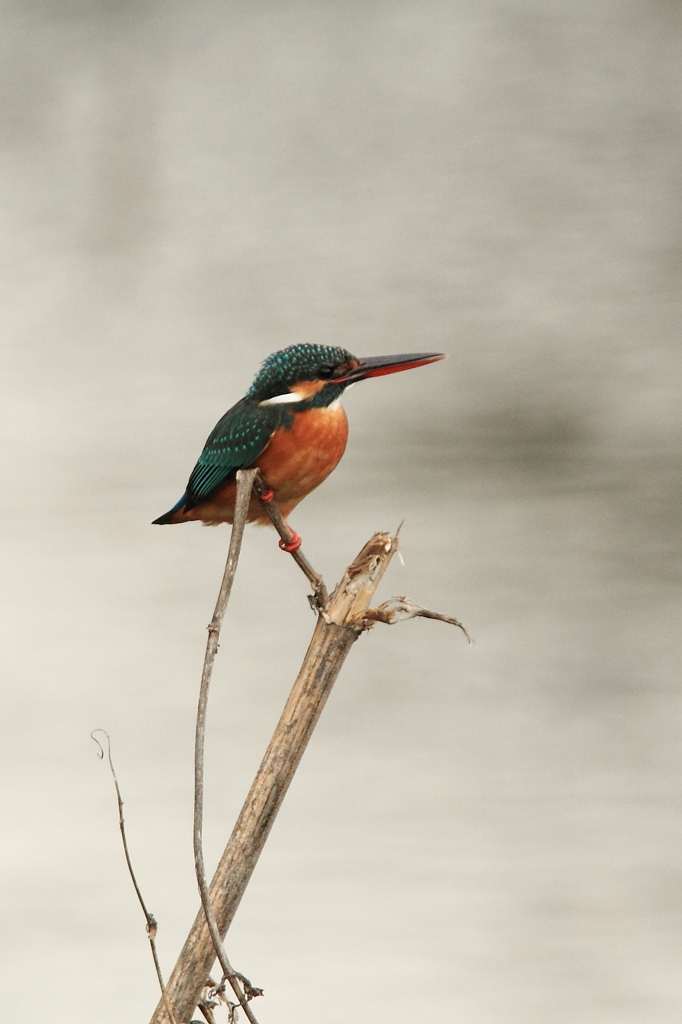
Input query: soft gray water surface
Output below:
<box><xmin>2</xmin><ymin>2</ymin><xmax>681</xmax><ymax>1021</ymax></box>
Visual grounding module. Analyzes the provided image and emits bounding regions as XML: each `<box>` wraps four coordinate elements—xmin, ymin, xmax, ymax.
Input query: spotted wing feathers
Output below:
<box><xmin>180</xmin><ymin>399</ymin><xmax>280</xmax><ymax>509</ymax></box>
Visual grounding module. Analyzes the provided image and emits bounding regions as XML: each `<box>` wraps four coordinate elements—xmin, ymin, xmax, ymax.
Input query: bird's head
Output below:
<box><xmin>246</xmin><ymin>343</ymin><xmax>445</xmax><ymax>408</ymax></box>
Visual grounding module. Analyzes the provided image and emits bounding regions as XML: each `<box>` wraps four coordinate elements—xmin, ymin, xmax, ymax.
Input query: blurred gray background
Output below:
<box><xmin>1</xmin><ymin>1</ymin><xmax>681</xmax><ymax>1021</ymax></box>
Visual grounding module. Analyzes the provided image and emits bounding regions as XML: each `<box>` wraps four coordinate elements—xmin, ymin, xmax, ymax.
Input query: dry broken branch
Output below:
<box><xmin>149</xmin><ymin>494</ymin><xmax>469</xmax><ymax>1023</ymax></box>
<box><xmin>149</xmin><ymin>530</ymin><xmax>400</xmax><ymax>1023</ymax></box>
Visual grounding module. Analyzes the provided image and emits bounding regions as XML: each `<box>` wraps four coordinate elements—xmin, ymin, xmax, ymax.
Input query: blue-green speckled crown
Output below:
<box><xmin>246</xmin><ymin>343</ymin><xmax>355</xmax><ymax>402</ymax></box>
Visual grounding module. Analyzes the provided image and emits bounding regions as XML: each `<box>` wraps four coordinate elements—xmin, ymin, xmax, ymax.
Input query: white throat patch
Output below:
<box><xmin>258</xmin><ymin>392</ymin><xmax>304</xmax><ymax>406</ymax></box>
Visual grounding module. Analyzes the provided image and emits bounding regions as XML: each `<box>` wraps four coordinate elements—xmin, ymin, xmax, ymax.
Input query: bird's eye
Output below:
<box><xmin>317</xmin><ymin>364</ymin><xmax>336</xmax><ymax>379</ymax></box>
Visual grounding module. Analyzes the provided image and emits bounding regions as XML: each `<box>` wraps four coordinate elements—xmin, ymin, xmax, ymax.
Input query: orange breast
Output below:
<box><xmin>253</xmin><ymin>403</ymin><xmax>349</xmax><ymax>520</ymax></box>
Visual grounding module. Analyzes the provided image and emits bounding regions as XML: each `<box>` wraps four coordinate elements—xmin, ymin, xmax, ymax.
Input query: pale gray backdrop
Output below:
<box><xmin>1</xmin><ymin>2</ymin><xmax>681</xmax><ymax>1022</ymax></box>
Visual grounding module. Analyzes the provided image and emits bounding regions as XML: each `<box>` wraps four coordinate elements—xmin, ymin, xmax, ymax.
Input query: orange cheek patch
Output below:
<box><xmin>290</xmin><ymin>379</ymin><xmax>328</xmax><ymax>400</ymax></box>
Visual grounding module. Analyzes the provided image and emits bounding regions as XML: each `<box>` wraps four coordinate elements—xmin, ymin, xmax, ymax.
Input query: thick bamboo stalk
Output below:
<box><xmin>150</xmin><ymin>531</ymin><xmax>399</xmax><ymax>1024</ymax></box>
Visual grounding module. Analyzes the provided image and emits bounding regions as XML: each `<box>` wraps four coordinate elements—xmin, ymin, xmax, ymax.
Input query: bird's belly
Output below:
<box><xmin>255</xmin><ymin>404</ymin><xmax>349</xmax><ymax>513</ymax></box>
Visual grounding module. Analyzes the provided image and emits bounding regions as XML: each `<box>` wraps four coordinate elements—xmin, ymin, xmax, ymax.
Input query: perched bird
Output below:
<box><xmin>153</xmin><ymin>343</ymin><xmax>444</xmax><ymax>550</ymax></box>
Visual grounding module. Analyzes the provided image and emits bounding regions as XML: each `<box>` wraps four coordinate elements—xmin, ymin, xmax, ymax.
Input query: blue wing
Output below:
<box><xmin>154</xmin><ymin>400</ymin><xmax>284</xmax><ymax>522</ymax></box>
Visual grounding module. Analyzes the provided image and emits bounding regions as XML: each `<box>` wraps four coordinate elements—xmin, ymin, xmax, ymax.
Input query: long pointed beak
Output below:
<box><xmin>341</xmin><ymin>351</ymin><xmax>445</xmax><ymax>384</ymax></box>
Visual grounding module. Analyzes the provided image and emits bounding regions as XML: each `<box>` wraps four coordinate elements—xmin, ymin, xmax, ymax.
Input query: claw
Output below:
<box><xmin>259</xmin><ymin>488</ymin><xmax>275</xmax><ymax>503</ymax></box>
<box><xmin>279</xmin><ymin>530</ymin><xmax>302</xmax><ymax>553</ymax></box>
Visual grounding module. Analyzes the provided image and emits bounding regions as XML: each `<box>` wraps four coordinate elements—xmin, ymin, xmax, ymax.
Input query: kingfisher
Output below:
<box><xmin>153</xmin><ymin>343</ymin><xmax>444</xmax><ymax>550</ymax></box>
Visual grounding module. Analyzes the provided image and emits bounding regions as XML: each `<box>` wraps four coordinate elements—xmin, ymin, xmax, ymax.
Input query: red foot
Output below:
<box><xmin>259</xmin><ymin>488</ymin><xmax>275</xmax><ymax>503</ymax></box>
<box><xmin>279</xmin><ymin>530</ymin><xmax>302</xmax><ymax>553</ymax></box>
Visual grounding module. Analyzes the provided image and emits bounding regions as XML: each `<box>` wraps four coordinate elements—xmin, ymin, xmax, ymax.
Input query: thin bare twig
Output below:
<box><xmin>91</xmin><ymin>729</ymin><xmax>178</xmax><ymax>1024</ymax></box>
<box><xmin>252</xmin><ymin>471</ymin><xmax>328</xmax><ymax>608</ymax></box>
<box><xmin>363</xmin><ymin>596</ymin><xmax>473</xmax><ymax>642</ymax></box>
<box><xmin>193</xmin><ymin>468</ymin><xmax>262</xmax><ymax>1024</ymax></box>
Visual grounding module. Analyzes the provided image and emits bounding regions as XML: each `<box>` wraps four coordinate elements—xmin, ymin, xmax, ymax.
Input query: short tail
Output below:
<box><xmin>152</xmin><ymin>495</ymin><xmax>187</xmax><ymax>525</ymax></box>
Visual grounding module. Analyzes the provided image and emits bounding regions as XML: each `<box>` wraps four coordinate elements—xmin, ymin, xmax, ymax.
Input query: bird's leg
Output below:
<box><xmin>256</xmin><ymin>486</ymin><xmax>301</xmax><ymax>552</ymax></box>
<box><xmin>251</xmin><ymin>472</ymin><xmax>324</xmax><ymax>604</ymax></box>
<box><xmin>279</xmin><ymin>529</ymin><xmax>302</xmax><ymax>553</ymax></box>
